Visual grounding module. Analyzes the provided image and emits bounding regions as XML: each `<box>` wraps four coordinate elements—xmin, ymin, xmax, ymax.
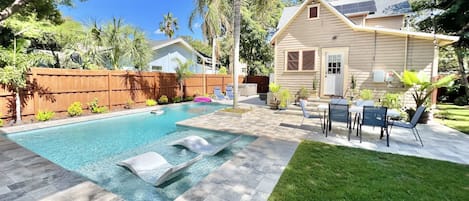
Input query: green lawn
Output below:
<box><xmin>269</xmin><ymin>141</ymin><xmax>469</xmax><ymax>201</ymax></box>
<box><xmin>434</xmin><ymin>104</ymin><xmax>469</xmax><ymax>134</ymax></box>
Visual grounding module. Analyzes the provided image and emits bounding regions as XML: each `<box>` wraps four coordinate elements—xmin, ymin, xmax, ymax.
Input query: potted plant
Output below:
<box><xmin>311</xmin><ymin>78</ymin><xmax>318</xmax><ymax>97</ymax></box>
<box><xmin>395</xmin><ymin>70</ymin><xmax>455</xmax><ymax>123</ymax></box>
<box><xmin>359</xmin><ymin>89</ymin><xmax>373</xmax><ymax>100</ymax></box>
<box><xmin>279</xmin><ymin>89</ymin><xmax>292</xmax><ymax>110</ymax></box>
<box><xmin>296</xmin><ymin>87</ymin><xmax>309</xmax><ymax>103</ymax></box>
<box><xmin>268</xmin><ymin>83</ymin><xmax>281</xmax><ymax>109</ymax></box>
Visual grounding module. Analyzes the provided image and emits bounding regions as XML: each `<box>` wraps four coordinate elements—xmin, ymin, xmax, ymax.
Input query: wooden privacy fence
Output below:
<box><xmin>0</xmin><ymin>68</ymin><xmax>245</xmax><ymax>120</ymax></box>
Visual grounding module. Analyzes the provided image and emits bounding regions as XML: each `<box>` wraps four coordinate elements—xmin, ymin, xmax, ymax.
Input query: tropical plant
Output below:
<box><xmin>159</xmin><ymin>12</ymin><xmax>178</xmax><ymax>39</ymax></box>
<box><xmin>382</xmin><ymin>93</ymin><xmax>402</xmax><ymax>109</ymax></box>
<box><xmin>189</xmin><ymin>0</ymin><xmax>231</xmax><ymax>44</ymax></box>
<box><xmin>279</xmin><ymin>88</ymin><xmax>292</xmax><ymax>109</ymax></box>
<box><xmin>146</xmin><ymin>99</ymin><xmax>157</xmax><ymax>106</ymax></box>
<box><xmin>0</xmin><ymin>29</ymin><xmax>53</xmax><ymax>123</ymax></box>
<box><xmin>174</xmin><ymin>58</ymin><xmax>193</xmax><ymax>99</ymax></box>
<box><xmin>67</xmin><ymin>101</ymin><xmax>83</xmax><ymax>117</ymax></box>
<box><xmin>0</xmin><ymin>0</ymin><xmax>86</xmax><ymax>23</ymax></box>
<box><xmin>0</xmin><ymin>113</ymin><xmax>3</xmax><ymax>127</ymax></box>
<box><xmin>35</xmin><ymin>110</ymin><xmax>54</xmax><ymax>121</ymax></box>
<box><xmin>395</xmin><ymin>70</ymin><xmax>456</xmax><ymax>108</ymax></box>
<box><xmin>359</xmin><ymin>89</ymin><xmax>373</xmax><ymax>100</ymax></box>
<box><xmin>158</xmin><ymin>95</ymin><xmax>169</xmax><ymax>104</ymax></box>
<box><xmin>269</xmin><ymin>82</ymin><xmax>281</xmax><ymax>107</ymax></box>
<box><xmin>87</xmin><ymin>98</ymin><xmax>108</xmax><ymax>113</ymax></box>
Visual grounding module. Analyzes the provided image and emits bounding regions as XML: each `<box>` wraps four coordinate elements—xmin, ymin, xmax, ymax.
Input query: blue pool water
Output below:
<box><xmin>7</xmin><ymin>103</ymin><xmax>257</xmax><ymax>201</ymax></box>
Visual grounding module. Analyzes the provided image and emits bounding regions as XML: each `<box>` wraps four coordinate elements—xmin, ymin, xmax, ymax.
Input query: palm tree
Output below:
<box><xmin>159</xmin><ymin>12</ymin><xmax>178</xmax><ymax>39</ymax></box>
<box><xmin>174</xmin><ymin>58</ymin><xmax>193</xmax><ymax>99</ymax></box>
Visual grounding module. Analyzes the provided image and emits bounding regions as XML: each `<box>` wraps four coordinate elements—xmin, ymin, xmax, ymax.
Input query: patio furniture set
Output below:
<box><xmin>299</xmin><ymin>99</ymin><xmax>425</xmax><ymax>147</ymax></box>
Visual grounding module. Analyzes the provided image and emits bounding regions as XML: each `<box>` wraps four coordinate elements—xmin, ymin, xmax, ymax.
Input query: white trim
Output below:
<box><xmin>320</xmin><ymin>47</ymin><xmax>349</xmax><ymax>97</ymax></box>
<box><xmin>307</xmin><ymin>4</ymin><xmax>320</xmax><ymax>20</ymax></box>
<box><xmin>270</xmin><ymin>0</ymin><xmax>458</xmax><ymax>46</ymax></box>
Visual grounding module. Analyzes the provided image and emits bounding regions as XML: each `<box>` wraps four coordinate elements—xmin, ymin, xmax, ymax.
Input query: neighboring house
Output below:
<box><xmin>148</xmin><ymin>38</ymin><xmax>217</xmax><ymax>74</ymax></box>
<box><xmin>270</xmin><ymin>0</ymin><xmax>458</xmax><ymax>105</ymax></box>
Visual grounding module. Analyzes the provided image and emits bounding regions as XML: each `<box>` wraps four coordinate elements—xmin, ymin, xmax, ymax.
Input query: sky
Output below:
<box><xmin>59</xmin><ymin>0</ymin><xmax>204</xmax><ymax>41</ymax></box>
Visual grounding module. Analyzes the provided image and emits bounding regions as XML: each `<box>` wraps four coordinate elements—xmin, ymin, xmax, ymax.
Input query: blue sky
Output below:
<box><xmin>59</xmin><ymin>0</ymin><xmax>204</xmax><ymax>41</ymax></box>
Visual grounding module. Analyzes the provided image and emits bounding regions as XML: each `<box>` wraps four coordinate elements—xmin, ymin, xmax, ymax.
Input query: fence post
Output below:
<box><xmin>107</xmin><ymin>71</ymin><xmax>112</xmax><ymax>110</ymax></box>
<box><xmin>32</xmin><ymin>70</ymin><xmax>39</xmax><ymax>115</ymax></box>
<box><xmin>153</xmin><ymin>73</ymin><xmax>157</xmax><ymax>99</ymax></box>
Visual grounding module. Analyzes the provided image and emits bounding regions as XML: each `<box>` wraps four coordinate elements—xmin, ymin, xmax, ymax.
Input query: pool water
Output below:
<box><xmin>7</xmin><ymin>103</ymin><xmax>257</xmax><ymax>201</ymax></box>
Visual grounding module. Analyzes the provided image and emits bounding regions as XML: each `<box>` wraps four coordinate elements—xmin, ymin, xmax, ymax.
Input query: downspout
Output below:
<box><xmin>404</xmin><ymin>34</ymin><xmax>408</xmax><ymax>71</ymax></box>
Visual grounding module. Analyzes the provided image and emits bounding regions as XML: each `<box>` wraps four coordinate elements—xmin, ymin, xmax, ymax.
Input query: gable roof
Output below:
<box><xmin>150</xmin><ymin>38</ymin><xmax>208</xmax><ymax>61</ymax></box>
<box><xmin>270</xmin><ymin>0</ymin><xmax>458</xmax><ymax>46</ymax></box>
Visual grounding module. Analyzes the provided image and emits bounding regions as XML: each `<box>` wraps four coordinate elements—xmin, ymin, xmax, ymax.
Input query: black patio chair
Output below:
<box><xmin>389</xmin><ymin>106</ymin><xmax>426</xmax><ymax>147</ymax></box>
<box><xmin>326</xmin><ymin>103</ymin><xmax>351</xmax><ymax>139</ymax></box>
<box><xmin>359</xmin><ymin>106</ymin><xmax>389</xmax><ymax>146</ymax></box>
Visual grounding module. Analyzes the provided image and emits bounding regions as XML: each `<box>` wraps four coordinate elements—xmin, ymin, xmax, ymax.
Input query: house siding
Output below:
<box><xmin>365</xmin><ymin>15</ymin><xmax>404</xmax><ymax>30</ymax></box>
<box><xmin>274</xmin><ymin>0</ymin><xmax>435</xmax><ymax>107</ymax></box>
<box><xmin>148</xmin><ymin>43</ymin><xmax>204</xmax><ymax>73</ymax></box>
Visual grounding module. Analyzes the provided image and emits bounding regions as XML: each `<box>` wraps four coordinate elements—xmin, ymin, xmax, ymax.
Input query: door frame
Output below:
<box><xmin>320</xmin><ymin>47</ymin><xmax>349</xmax><ymax>97</ymax></box>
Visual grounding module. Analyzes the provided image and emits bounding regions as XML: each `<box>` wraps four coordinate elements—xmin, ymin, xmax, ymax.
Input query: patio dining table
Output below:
<box><xmin>317</xmin><ymin>104</ymin><xmax>400</xmax><ymax>118</ymax></box>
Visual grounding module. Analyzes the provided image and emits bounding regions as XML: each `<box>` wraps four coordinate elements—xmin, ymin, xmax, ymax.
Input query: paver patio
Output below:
<box><xmin>1</xmin><ymin>96</ymin><xmax>468</xmax><ymax>201</ymax></box>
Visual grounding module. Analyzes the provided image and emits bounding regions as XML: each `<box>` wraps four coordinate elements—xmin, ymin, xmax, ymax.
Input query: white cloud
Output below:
<box><xmin>154</xmin><ymin>29</ymin><xmax>164</xmax><ymax>35</ymax></box>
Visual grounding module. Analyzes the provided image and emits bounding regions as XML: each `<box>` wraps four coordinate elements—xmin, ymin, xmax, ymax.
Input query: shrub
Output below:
<box><xmin>279</xmin><ymin>89</ymin><xmax>292</xmax><ymax>108</ymax></box>
<box><xmin>382</xmin><ymin>93</ymin><xmax>402</xmax><ymax>109</ymax></box>
<box><xmin>67</xmin><ymin>102</ymin><xmax>83</xmax><ymax>117</ymax></box>
<box><xmin>146</xmin><ymin>99</ymin><xmax>157</xmax><ymax>106</ymax></box>
<box><xmin>125</xmin><ymin>99</ymin><xmax>135</xmax><ymax>109</ymax></box>
<box><xmin>88</xmin><ymin>98</ymin><xmax>108</xmax><ymax>113</ymax></box>
<box><xmin>298</xmin><ymin>87</ymin><xmax>309</xmax><ymax>99</ymax></box>
<box><xmin>158</xmin><ymin>95</ymin><xmax>169</xmax><ymax>104</ymax></box>
<box><xmin>184</xmin><ymin>96</ymin><xmax>194</xmax><ymax>101</ymax></box>
<box><xmin>0</xmin><ymin>113</ymin><xmax>3</xmax><ymax>127</ymax></box>
<box><xmin>172</xmin><ymin>96</ymin><xmax>182</xmax><ymax>103</ymax></box>
<box><xmin>36</xmin><ymin>110</ymin><xmax>55</xmax><ymax>121</ymax></box>
<box><xmin>454</xmin><ymin>96</ymin><xmax>468</xmax><ymax>106</ymax></box>
<box><xmin>360</xmin><ymin>89</ymin><xmax>373</xmax><ymax>100</ymax></box>
<box><xmin>218</xmin><ymin>66</ymin><xmax>228</xmax><ymax>75</ymax></box>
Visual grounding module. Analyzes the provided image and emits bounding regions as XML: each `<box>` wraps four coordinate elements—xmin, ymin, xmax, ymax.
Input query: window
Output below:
<box><xmin>302</xmin><ymin>50</ymin><xmax>315</xmax><ymax>70</ymax></box>
<box><xmin>287</xmin><ymin>52</ymin><xmax>299</xmax><ymax>70</ymax></box>
<box><xmin>152</xmin><ymin>66</ymin><xmax>163</xmax><ymax>71</ymax></box>
<box><xmin>308</xmin><ymin>5</ymin><xmax>319</xmax><ymax>19</ymax></box>
<box><xmin>285</xmin><ymin>49</ymin><xmax>317</xmax><ymax>71</ymax></box>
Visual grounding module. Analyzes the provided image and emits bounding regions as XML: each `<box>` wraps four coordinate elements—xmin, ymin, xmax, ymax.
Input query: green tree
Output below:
<box><xmin>411</xmin><ymin>0</ymin><xmax>469</xmax><ymax>99</ymax></box>
<box><xmin>0</xmin><ymin>0</ymin><xmax>85</xmax><ymax>23</ymax></box>
<box><xmin>181</xmin><ymin>35</ymin><xmax>211</xmax><ymax>56</ymax></box>
<box><xmin>129</xmin><ymin>29</ymin><xmax>151</xmax><ymax>70</ymax></box>
<box><xmin>159</xmin><ymin>12</ymin><xmax>178</xmax><ymax>39</ymax></box>
<box><xmin>189</xmin><ymin>0</ymin><xmax>231</xmax><ymax>44</ymax></box>
<box><xmin>174</xmin><ymin>58</ymin><xmax>193</xmax><ymax>99</ymax></box>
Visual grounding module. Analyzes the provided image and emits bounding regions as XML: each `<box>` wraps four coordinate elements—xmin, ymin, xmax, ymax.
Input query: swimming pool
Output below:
<box><xmin>7</xmin><ymin>103</ymin><xmax>257</xmax><ymax>201</ymax></box>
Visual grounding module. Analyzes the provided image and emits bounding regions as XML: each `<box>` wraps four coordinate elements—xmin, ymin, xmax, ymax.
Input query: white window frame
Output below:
<box><xmin>307</xmin><ymin>4</ymin><xmax>320</xmax><ymax>20</ymax></box>
<box><xmin>284</xmin><ymin>48</ymin><xmax>319</xmax><ymax>72</ymax></box>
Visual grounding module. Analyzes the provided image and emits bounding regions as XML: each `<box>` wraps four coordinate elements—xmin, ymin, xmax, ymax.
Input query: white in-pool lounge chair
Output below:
<box><xmin>169</xmin><ymin>135</ymin><xmax>242</xmax><ymax>156</ymax></box>
<box><xmin>117</xmin><ymin>152</ymin><xmax>202</xmax><ymax>186</ymax></box>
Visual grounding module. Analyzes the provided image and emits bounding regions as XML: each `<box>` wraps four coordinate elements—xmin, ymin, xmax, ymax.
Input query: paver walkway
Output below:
<box><xmin>176</xmin><ymin>96</ymin><xmax>469</xmax><ymax>201</ymax></box>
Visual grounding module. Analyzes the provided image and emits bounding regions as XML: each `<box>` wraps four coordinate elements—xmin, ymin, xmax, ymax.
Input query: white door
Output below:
<box><xmin>324</xmin><ymin>53</ymin><xmax>344</xmax><ymax>96</ymax></box>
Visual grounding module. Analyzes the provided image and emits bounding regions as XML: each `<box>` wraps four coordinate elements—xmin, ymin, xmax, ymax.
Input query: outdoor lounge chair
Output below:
<box><xmin>226</xmin><ymin>86</ymin><xmax>234</xmax><ymax>100</ymax></box>
<box><xmin>213</xmin><ymin>87</ymin><xmax>226</xmax><ymax>100</ymax></box>
<box><xmin>170</xmin><ymin>135</ymin><xmax>242</xmax><ymax>156</ymax></box>
<box><xmin>117</xmin><ymin>152</ymin><xmax>203</xmax><ymax>186</ymax></box>
<box><xmin>299</xmin><ymin>100</ymin><xmax>324</xmax><ymax>133</ymax></box>
<box><xmin>389</xmin><ymin>106</ymin><xmax>426</xmax><ymax>146</ymax></box>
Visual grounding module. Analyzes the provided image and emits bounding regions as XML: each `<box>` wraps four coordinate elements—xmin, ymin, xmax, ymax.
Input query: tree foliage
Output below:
<box><xmin>174</xmin><ymin>58</ymin><xmax>193</xmax><ymax>98</ymax></box>
<box><xmin>0</xmin><ymin>0</ymin><xmax>86</xmax><ymax>23</ymax></box>
<box><xmin>159</xmin><ymin>12</ymin><xmax>178</xmax><ymax>39</ymax></box>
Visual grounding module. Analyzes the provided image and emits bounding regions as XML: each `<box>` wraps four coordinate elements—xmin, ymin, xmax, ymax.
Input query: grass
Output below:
<box><xmin>434</xmin><ymin>104</ymin><xmax>469</xmax><ymax>134</ymax></box>
<box><xmin>269</xmin><ymin>141</ymin><xmax>469</xmax><ymax>201</ymax></box>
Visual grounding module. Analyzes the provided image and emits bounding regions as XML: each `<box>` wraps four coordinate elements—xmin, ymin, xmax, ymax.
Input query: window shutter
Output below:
<box><xmin>309</xmin><ymin>7</ymin><xmax>318</xmax><ymax>18</ymax></box>
<box><xmin>287</xmin><ymin>52</ymin><xmax>299</xmax><ymax>70</ymax></box>
<box><xmin>302</xmin><ymin>51</ymin><xmax>315</xmax><ymax>70</ymax></box>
